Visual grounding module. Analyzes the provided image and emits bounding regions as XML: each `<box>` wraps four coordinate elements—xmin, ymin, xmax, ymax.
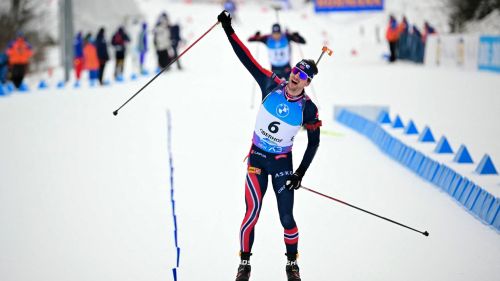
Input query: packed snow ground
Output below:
<box><xmin>1</xmin><ymin>1</ymin><xmax>499</xmax><ymax>281</ymax></box>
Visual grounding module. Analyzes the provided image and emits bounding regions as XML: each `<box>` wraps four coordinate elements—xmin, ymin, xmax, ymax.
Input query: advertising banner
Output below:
<box><xmin>314</xmin><ymin>0</ymin><xmax>384</xmax><ymax>12</ymax></box>
<box><xmin>478</xmin><ymin>36</ymin><xmax>500</xmax><ymax>73</ymax></box>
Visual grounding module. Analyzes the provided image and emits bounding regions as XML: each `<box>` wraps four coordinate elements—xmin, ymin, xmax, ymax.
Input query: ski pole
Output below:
<box><xmin>300</xmin><ymin>186</ymin><xmax>430</xmax><ymax>237</ymax></box>
<box><xmin>113</xmin><ymin>21</ymin><xmax>220</xmax><ymax>116</ymax></box>
<box><xmin>297</xmin><ymin>44</ymin><xmax>321</xmax><ymax>107</ymax></box>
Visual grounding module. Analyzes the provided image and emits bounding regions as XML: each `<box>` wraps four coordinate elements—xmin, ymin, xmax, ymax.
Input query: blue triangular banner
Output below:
<box><xmin>404</xmin><ymin>120</ymin><xmax>419</xmax><ymax>135</ymax></box>
<box><xmin>418</xmin><ymin>126</ymin><xmax>435</xmax><ymax>142</ymax></box>
<box><xmin>38</xmin><ymin>80</ymin><xmax>48</xmax><ymax>89</ymax></box>
<box><xmin>0</xmin><ymin>84</ymin><xmax>6</xmax><ymax>96</ymax></box>
<box><xmin>434</xmin><ymin>136</ymin><xmax>453</xmax><ymax>153</ymax></box>
<box><xmin>377</xmin><ymin>111</ymin><xmax>391</xmax><ymax>124</ymax></box>
<box><xmin>475</xmin><ymin>154</ymin><xmax>498</xmax><ymax>175</ymax></box>
<box><xmin>454</xmin><ymin>145</ymin><xmax>473</xmax><ymax>163</ymax></box>
<box><xmin>18</xmin><ymin>83</ymin><xmax>29</xmax><ymax>92</ymax></box>
<box><xmin>392</xmin><ymin>115</ymin><xmax>404</xmax><ymax>128</ymax></box>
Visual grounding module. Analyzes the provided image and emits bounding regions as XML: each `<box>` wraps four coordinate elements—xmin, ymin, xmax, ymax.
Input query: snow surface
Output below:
<box><xmin>1</xmin><ymin>1</ymin><xmax>499</xmax><ymax>281</ymax></box>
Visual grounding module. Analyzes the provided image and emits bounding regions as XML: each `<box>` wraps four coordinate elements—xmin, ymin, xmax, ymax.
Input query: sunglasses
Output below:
<box><xmin>291</xmin><ymin>67</ymin><xmax>310</xmax><ymax>81</ymax></box>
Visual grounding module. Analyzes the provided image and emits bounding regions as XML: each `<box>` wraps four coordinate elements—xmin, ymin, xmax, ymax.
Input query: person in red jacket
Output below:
<box><xmin>83</xmin><ymin>33</ymin><xmax>100</xmax><ymax>83</ymax></box>
<box><xmin>385</xmin><ymin>15</ymin><xmax>400</xmax><ymax>63</ymax></box>
<box><xmin>6</xmin><ymin>33</ymin><xmax>33</xmax><ymax>88</ymax></box>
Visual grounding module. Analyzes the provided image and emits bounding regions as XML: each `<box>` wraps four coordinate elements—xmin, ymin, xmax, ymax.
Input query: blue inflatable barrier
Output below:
<box><xmin>447</xmin><ymin>174</ymin><xmax>463</xmax><ymax>197</ymax></box>
<box><xmin>478</xmin><ymin>192</ymin><xmax>495</xmax><ymax>222</ymax></box>
<box><xmin>475</xmin><ymin>154</ymin><xmax>498</xmax><ymax>175</ymax></box>
<box><xmin>484</xmin><ymin>198</ymin><xmax>499</xmax><ymax>225</ymax></box>
<box><xmin>404</xmin><ymin>120</ymin><xmax>419</xmax><ymax>135</ymax></box>
<box><xmin>419</xmin><ymin>126</ymin><xmax>435</xmax><ymax>142</ymax></box>
<box><xmin>57</xmin><ymin>81</ymin><xmax>65</xmax><ymax>88</ymax></box>
<box><xmin>434</xmin><ymin>136</ymin><xmax>453</xmax><ymax>153</ymax></box>
<box><xmin>494</xmin><ymin>210</ymin><xmax>500</xmax><ymax>231</ymax></box>
<box><xmin>464</xmin><ymin>185</ymin><xmax>482</xmax><ymax>210</ymax></box>
<box><xmin>336</xmin><ymin>108</ymin><xmax>499</xmax><ymax>230</ymax></box>
<box><xmin>130</xmin><ymin>73</ymin><xmax>138</xmax><ymax>80</ymax></box>
<box><xmin>73</xmin><ymin>80</ymin><xmax>81</xmax><ymax>88</ymax></box>
<box><xmin>454</xmin><ymin>144</ymin><xmax>474</xmax><ymax>163</ymax></box>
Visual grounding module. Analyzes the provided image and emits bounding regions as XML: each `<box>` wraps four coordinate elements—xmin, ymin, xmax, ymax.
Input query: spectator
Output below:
<box><xmin>423</xmin><ymin>21</ymin><xmax>437</xmax><ymax>44</ymax></box>
<box><xmin>6</xmin><ymin>33</ymin><xmax>33</xmax><ymax>88</ymax></box>
<box><xmin>397</xmin><ymin>16</ymin><xmax>410</xmax><ymax>60</ymax></box>
<box><xmin>95</xmin><ymin>27</ymin><xmax>110</xmax><ymax>85</ymax></box>
<box><xmin>409</xmin><ymin>25</ymin><xmax>424</xmax><ymax>63</ymax></box>
<box><xmin>111</xmin><ymin>26</ymin><xmax>130</xmax><ymax>79</ymax></box>
<box><xmin>385</xmin><ymin>15</ymin><xmax>399</xmax><ymax>63</ymax></box>
<box><xmin>0</xmin><ymin>50</ymin><xmax>8</xmax><ymax>84</ymax></box>
<box><xmin>73</xmin><ymin>32</ymin><xmax>84</xmax><ymax>83</ymax></box>
<box><xmin>153</xmin><ymin>14</ymin><xmax>171</xmax><ymax>69</ymax></box>
<box><xmin>83</xmin><ymin>33</ymin><xmax>99</xmax><ymax>83</ymax></box>
<box><xmin>169</xmin><ymin>22</ymin><xmax>182</xmax><ymax>70</ymax></box>
<box><xmin>137</xmin><ymin>22</ymin><xmax>148</xmax><ymax>74</ymax></box>
<box><xmin>248</xmin><ymin>23</ymin><xmax>306</xmax><ymax>79</ymax></box>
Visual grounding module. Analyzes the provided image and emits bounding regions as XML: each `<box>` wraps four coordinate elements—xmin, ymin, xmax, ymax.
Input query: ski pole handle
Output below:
<box><xmin>316</xmin><ymin>46</ymin><xmax>333</xmax><ymax>65</ymax></box>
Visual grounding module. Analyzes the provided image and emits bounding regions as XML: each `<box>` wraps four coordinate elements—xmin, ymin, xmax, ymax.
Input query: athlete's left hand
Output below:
<box><xmin>286</xmin><ymin>173</ymin><xmax>302</xmax><ymax>190</ymax></box>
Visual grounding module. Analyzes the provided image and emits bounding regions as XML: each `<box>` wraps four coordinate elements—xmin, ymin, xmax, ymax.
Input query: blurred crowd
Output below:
<box><xmin>386</xmin><ymin>15</ymin><xmax>436</xmax><ymax>63</ymax></box>
<box><xmin>72</xmin><ymin>11</ymin><xmax>183</xmax><ymax>87</ymax></box>
<box><xmin>0</xmin><ymin>11</ymin><xmax>184</xmax><ymax>90</ymax></box>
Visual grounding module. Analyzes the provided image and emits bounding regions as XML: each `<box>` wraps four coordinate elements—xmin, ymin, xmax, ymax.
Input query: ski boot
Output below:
<box><xmin>285</xmin><ymin>253</ymin><xmax>301</xmax><ymax>281</ymax></box>
<box><xmin>235</xmin><ymin>252</ymin><xmax>252</xmax><ymax>281</ymax></box>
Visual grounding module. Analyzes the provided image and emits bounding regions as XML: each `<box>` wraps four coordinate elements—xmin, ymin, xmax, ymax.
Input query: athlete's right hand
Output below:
<box><xmin>217</xmin><ymin>10</ymin><xmax>232</xmax><ymax>29</ymax></box>
<box><xmin>254</xmin><ymin>31</ymin><xmax>261</xmax><ymax>37</ymax></box>
<box><xmin>285</xmin><ymin>173</ymin><xmax>302</xmax><ymax>190</ymax></box>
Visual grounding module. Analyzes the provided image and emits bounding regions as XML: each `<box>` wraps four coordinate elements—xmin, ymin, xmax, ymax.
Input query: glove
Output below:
<box><xmin>292</xmin><ymin>32</ymin><xmax>300</xmax><ymax>37</ymax></box>
<box><xmin>217</xmin><ymin>10</ymin><xmax>232</xmax><ymax>29</ymax></box>
<box><xmin>254</xmin><ymin>31</ymin><xmax>261</xmax><ymax>37</ymax></box>
<box><xmin>285</xmin><ymin>173</ymin><xmax>303</xmax><ymax>190</ymax></box>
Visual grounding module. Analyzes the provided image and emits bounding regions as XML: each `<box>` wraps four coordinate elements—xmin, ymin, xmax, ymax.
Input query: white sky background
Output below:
<box><xmin>1</xmin><ymin>0</ymin><xmax>499</xmax><ymax>281</ymax></box>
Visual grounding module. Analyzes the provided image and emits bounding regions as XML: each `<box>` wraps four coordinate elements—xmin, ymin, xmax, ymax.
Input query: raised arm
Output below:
<box><xmin>217</xmin><ymin>11</ymin><xmax>281</xmax><ymax>92</ymax></box>
<box><xmin>287</xmin><ymin>32</ymin><xmax>306</xmax><ymax>44</ymax></box>
<box><xmin>248</xmin><ymin>32</ymin><xmax>268</xmax><ymax>44</ymax></box>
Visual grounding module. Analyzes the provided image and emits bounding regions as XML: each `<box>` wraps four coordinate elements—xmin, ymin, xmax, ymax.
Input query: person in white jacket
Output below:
<box><xmin>153</xmin><ymin>15</ymin><xmax>172</xmax><ymax>69</ymax></box>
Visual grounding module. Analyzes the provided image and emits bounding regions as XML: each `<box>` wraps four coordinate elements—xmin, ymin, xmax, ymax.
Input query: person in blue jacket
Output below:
<box><xmin>95</xmin><ymin>27</ymin><xmax>110</xmax><ymax>85</ymax></box>
<box><xmin>218</xmin><ymin>11</ymin><xmax>321</xmax><ymax>281</ymax></box>
<box><xmin>0</xmin><ymin>50</ymin><xmax>8</xmax><ymax>85</ymax></box>
<box><xmin>138</xmin><ymin>22</ymin><xmax>148</xmax><ymax>74</ymax></box>
<box><xmin>73</xmin><ymin>32</ymin><xmax>84</xmax><ymax>82</ymax></box>
<box><xmin>248</xmin><ymin>23</ymin><xmax>306</xmax><ymax>79</ymax></box>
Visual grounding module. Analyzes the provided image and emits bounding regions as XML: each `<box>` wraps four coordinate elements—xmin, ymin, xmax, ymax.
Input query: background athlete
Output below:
<box><xmin>248</xmin><ymin>22</ymin><xmax>306</xmax><ymax>79</ymax></box>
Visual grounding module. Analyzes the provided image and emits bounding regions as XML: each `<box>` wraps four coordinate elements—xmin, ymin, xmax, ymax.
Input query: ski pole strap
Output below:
<box><xmin>300</xmin><ymin>186</ymin><xmax>429</xmax><ymax>237</ymax></box>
